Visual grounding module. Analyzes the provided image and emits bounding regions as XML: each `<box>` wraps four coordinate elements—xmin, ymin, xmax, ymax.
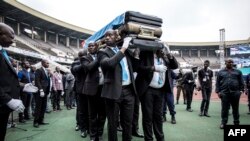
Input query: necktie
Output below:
<box><xmin>2</xmin><ymin>49</ymin><xmax>11</xmax><ymax>64</ymax></box>
<box><xmin>157</xmin><ymin>58</ymin><xmax>163</xmax><ymax>85</ymax></box>
<box><xmin>26</xmin><ymin>71</ymin><xmax>31</xmax><ymax>83</ymax></box>
<box><xmin>113</xmin><ymin>47</ymin><xmax>128</xmax><ymax>81</ymax></box>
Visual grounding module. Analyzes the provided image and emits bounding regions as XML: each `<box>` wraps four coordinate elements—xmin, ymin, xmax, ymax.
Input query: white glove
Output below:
<box><xmin>188</xmin><ymin>80</ymin><xmax>193</xmax><ymax>83</ymax></box>
<box><xmin>23</xmin><ymin>83</ymin><xmax>38</xmax><ymax>93</ymax></box>
<box><xmin>122</xmin><ymin>37</ymin><xmax>132</xmax><ymax>49</ymax></box>
<box><xmin>155</xmin><ymin>65</ymin><xmax>167</xmax><ymax>72</ymax></box>
<box><xmin>61</xmin><ymin>91</ymin><xmax>65</xmax><ymax>96</ymax></box>
<box><xmin>40</xmin><ymin>90</ymin><xmax>45</xmax><ymax>97</ymax></box>
<box><xmin>7</xmin><ymin>99</ymin><xmax>25</xmax><ymax>113</ymax></box>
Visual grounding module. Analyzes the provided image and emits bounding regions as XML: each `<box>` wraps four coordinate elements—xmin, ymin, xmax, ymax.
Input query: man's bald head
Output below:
<box><xmin>225</xmin><ymin>58</ymin><xmax>234</xmax><ymax>69</ymax></box>
<box><xmin>41</xmin><ymin>59</ymin><xmax>49</xmax><ymax>68</ymax></box>
<box><xmin>0</xmin><ymin>23</ymin><xmax>15</xmax><ymax>47</ymax></box>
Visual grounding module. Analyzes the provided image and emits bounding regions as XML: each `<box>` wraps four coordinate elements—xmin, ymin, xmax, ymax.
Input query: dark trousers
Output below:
<box><xmin>0</xmin><ymin>112</ymin><xmax>10</xmax><ymax>141</ymax></box>
<box><xmin>19</xmin><ymin>92</ymin><xmax>31</xmax><ymax>120</ymax></box>
<box><xmin>163</xmin><ymin>92</ymin><xmax>176</xmax><ymax>116</ymax></box>
<box><xmin>140</xmin><ymin>87</ymin><xmax>165</xmax><ymax>141</ymax></box>
<box><xmin>52</xmin><ymin>90</ymin><xmax>62</xmax><ymax>110</ymax></box>
<box><xmin>132</xmin><ymin>95</ymin><xmax>140</xmax><ymax>132</ymax></box>
<box><xmin>75</xmin><ymin>93</ymin><xmax>80</xmax><ymax>126</ymax></box>
<box><xmin>248</xmin><ymin>89</ymin><xmax>250</xmax><ymax>111</ymax></box>
<box><xmin>78</xmin><ymin>94</ymin><xmax>89</xmax><ymax>132</ymax></box>
<box><xmin>88</xmin><ymin>86</ymin><xmax>106</xmax><ymax>139</ymax></box>
<box><xmin>176</xmin><ymin>85</ymin><xmax>186</xmax><ymax>103</ymax></box>
<box><xmin>34</xmin><ymin>93</ymin><xmax>47</xmax><ymax>124</ymax></box>
<box><xmin>185</xmin><ymin>85</ymin><xmax>194</xmax><ymax>110</ymax></box>
<box><xmin>105</xmin><ymin>86</ymin><xmax>135</xmax><ymax>141</ymax></box>
<box><xmin>221</xmin><ymin>91</ymin><xmax>241</xmax><ymax>125</ymax></box>
<box><xmin>200</xmin><ymin>87</ymin><xmax>212</xmax><ymax>113</ymax></box>
<box><xmin>65</xmin><ymin>89</ymin><xmax>73</xmax><ymax>108</ymax></box>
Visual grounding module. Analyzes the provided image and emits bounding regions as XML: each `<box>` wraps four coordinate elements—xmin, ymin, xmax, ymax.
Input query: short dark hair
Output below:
<box><xmin>204</xmin><ymin>60</ymin><xmax>210</xmax><ymax>63</ymax></box>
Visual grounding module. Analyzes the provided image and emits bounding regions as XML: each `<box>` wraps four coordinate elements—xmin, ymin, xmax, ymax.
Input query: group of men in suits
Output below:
<box><xmin>70</xmin><ymin>29</ymin><xmax>178</xmax><ymax>141</ymax></box>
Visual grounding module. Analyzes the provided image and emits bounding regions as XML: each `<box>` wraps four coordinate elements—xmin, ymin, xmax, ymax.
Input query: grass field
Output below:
<box><xmin>5</xmin><ymin>99</ymin><xmax>250</xmax><ymax>141</ymax></box>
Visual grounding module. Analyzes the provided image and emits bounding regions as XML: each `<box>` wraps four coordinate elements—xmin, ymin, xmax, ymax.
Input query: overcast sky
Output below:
<box><xmin>17</xmin><ymin>0</ymin><xmax>250</xmax><ymax>42</ymax></box>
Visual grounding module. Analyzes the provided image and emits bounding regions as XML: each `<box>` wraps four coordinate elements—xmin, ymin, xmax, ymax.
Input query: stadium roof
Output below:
<box><xmin>0</xmin><ymin>0</ymin><xmax>95</xmax><ymax>39</ymax></box>
<box><xmin>167</xmin><ymin>37</ymin><xmax>250</xmax><ymax>47</ymax></box>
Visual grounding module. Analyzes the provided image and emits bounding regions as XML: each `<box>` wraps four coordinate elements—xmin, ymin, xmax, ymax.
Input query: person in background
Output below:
<box><xmin>176</xmin><ymin>68</ymin><xmax>186</xmax><ymax>105</ymax></box>
<box><xmin>0</xmin><ymin>23</ymin><xmax>24</xmax><ymax>141</ymax></box>
<box><xmin>10</xmin><ymin>58</ymin><xmax>18</xmax><ymax>72</ymax></box>
<box><xmin>30</xmin><ymin>65</ymin><xmax>36</xmax><ymax>116</ymax></box>
<box><xmin>216</xmin><ymin>58</ymin><xmax>244</xmax><ymax>129</ymax></box>
<box><xmin>183</xmin><ymin>66</ymin><xmax>198</xmax><ymax>112</ymax></box>
<box><xmin>52</xmin><ymin>67</ymin><xmax>64</xmax><ymax>111</ymax></box>
<box><xmin>45</xmin><ymin>68</ymin><xmax>53</xmax><ymax>113</ymax></box>
<box><xmin>18</xmin><ymin>60</ymin><xmax>32</xmax><ymax>122</ymax></box>
<box><xmin>162</xmin><ymin>70</ymin><xmax>179</xmax><ymax>124</ymax></box>
<box><xmin>33</xmin><ymin>59</ymin><xmax>50</xmax><ymax>128</ymax></box>
<box><xmin>197</xmin><ymin>60</ymin><xmax>213</xmax><ymax>117</ymax></box>
<box><xmin>64</xmin><ymin>71</ymin><xmax>75</xmax><ymax>110</ymax></box>
<box><xmin>246</xmin><ymin>72</ymin><xmax>250</xmax><ymax>114</ymax></box>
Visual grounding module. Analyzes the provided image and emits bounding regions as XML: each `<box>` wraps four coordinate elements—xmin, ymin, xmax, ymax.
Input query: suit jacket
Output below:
<box><xmin>35</xmin><ymin>67</ymin><xmax>50</xmax><ymax>94</ymax></box>
<box><xmin>98</xmin><ymin>47</ymin><xmax>139</xmax><ymax>100</ymax></box>
<box><xmin>71</xmin><ymin>59</ymin><xmax>86</xmax><ymax>94</ymax></box>
<box><xmin>82</xmin><ymin>54</ymin><xmax>100</xmax><ymax>96</ymax></box>
<box><xmin>198</xmin><ymin>68</ymin><xmax>213</xmax><ymax>88</ymax></box>
<box><xmin>135</xmin><ymin>51</ymin><xmax>178</xmax><ymax>97</ymax></box>
<box><xmin>183</xmin><ymin>72</ymin><xmax>196</xmax><ymax>87</ymax></box>
<box><xmin>52</xmin><ymin>72</ymin><xmax>64</xmax><ymax>91</ymax></box>
<box><xmin>0</xmin><ymin>50</ymin><xmax>20</xmax><ymax>113</ymax></box>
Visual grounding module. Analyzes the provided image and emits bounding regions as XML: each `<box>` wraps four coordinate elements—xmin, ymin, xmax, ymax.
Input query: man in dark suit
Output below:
<box><xmin>183</xmin><ymin>66</ymin><xmax>198</xmax><ymax>112</ymax></box>
<box><xmin>198</xmin><ymin>60</ymin><xmax>213</xmax><ymax>117</ymax></box>
<box><xmin>98</xmin><ymin>29</ymin><xmax>139</xmax><ymax>141</ymax></box>
<box><xmin>135</xmin><ymin>48</ymin><xmax>178</xmax><ymax>141</ymax></box>
<box><xmin>33</xmin><ymin>59</ymin><xmax>50</xmax><ymax>128</ymax></box>
<box><xmin>71</xmin><ymin>50</ymin><xmax>89</xmax><ymax>138</ymax></box>
<box><xmin>82</xmin><ymin>41</ymin><xmax>106</xmax><ymax>141</ymax></box>
<box><xmin>0</xmin><ymin>23</ymin><xmax>24</xmax><ymax>141</ymax></box>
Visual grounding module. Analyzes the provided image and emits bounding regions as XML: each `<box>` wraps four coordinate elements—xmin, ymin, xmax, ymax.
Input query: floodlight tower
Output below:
<box><xmin>219</xmin><ymin>28</ymin><xmax>225</xmax><ymax>69</ymax></box>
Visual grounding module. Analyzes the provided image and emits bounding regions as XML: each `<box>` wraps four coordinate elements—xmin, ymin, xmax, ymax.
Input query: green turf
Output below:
<box><xmin>6</xmin><ymin>101</ymin><xmax>250</xmax><ymax>141</ymax></box>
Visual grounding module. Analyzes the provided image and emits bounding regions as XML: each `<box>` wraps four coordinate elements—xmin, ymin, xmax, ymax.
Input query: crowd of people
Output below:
<box><xmin>1</xmin><ymin>23</ymin><xmax>250</xmax><ymax>141</ymax></box>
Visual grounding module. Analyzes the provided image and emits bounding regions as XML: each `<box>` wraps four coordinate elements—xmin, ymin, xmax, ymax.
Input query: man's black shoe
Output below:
<box><xmin>132</xmin><ymin>130</ymin><xmax>144</xmax><ymax>138</ymax></box>
<box><xmin>45</xmin><ymin>111</ymin><xmax>51</xmax><ymax>114</ymax></box>
<box><xmin>39</xmin><ymin>122</ymin><xmax>49</xmax><ymax>125</ymax></box>
<box><xmin>204</xmin><ymin>113</ymin><xmax>210</xmax><ymax>117</ymax></box>
<box><xmin>199</xmin><ymin>112</ymin><xmax>204</xmax><ymax>116</ymax></box>
<box><xmin>220</xmin><ymin>124</ymin><xmax>225</xmax><ymax>129</ymax></box>
<box><xmin>75</xmin><ymin>125</ymin><xmax>80</xmax><ymax>131</ymax></box>
<box><xmin>19</xmin><ymin>119</ymin><xmax>26</xmax><ymax>123</ymax></box>
<box><xmin>171</xmin><ymin>116</ymin><xmax>176</xmax><ymax>124</ymax></box>
<box><xmin>186</xmin><ymin>109</ymin><xmax>193</xmax><ymax>112</ymax></box>
<box><xmin>80</xmin><ymin>131</ymin><xmax>87</xmax><ymax>138</ymax></box>
<box><xmin>33</xmin><ymin>122</ymin><xmax>39</xmax><ymax>128</ymax></box>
